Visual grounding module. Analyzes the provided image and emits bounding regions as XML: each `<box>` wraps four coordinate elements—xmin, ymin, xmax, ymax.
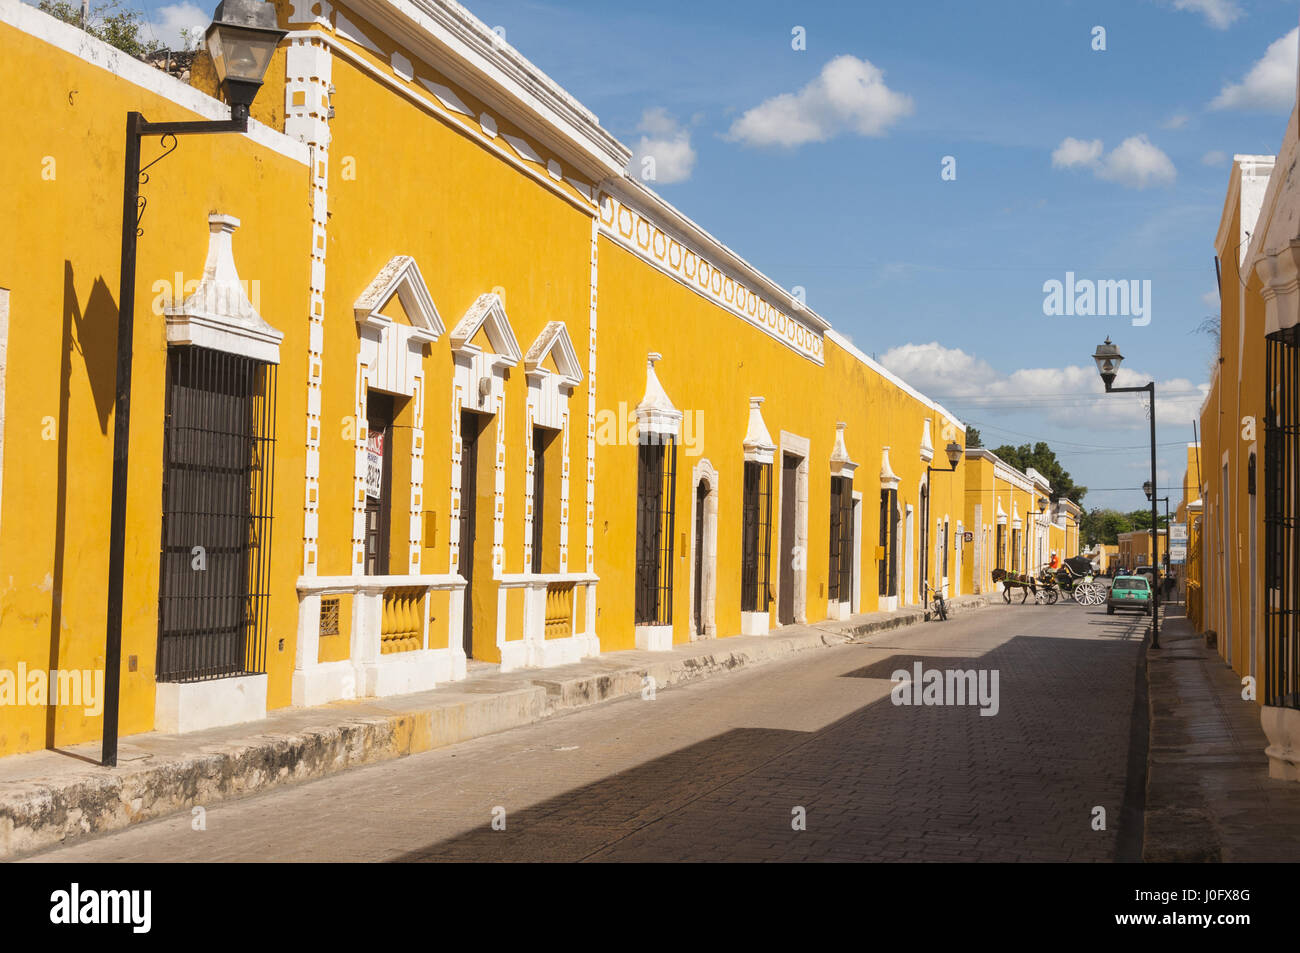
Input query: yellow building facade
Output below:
<box><xmin>0</xmin><ymin>0</ymin><xmax>971</xmax><ymax>758</ymax></box>
<box><xmin>1194</xmin><ymin>97</ymin><xmax>1300</xmax><ymax>777</ymax></box>
<box><xmin>960</xmin><ymin>448</ymin><xmax>1067</xmax><ymax>595</ymax></box>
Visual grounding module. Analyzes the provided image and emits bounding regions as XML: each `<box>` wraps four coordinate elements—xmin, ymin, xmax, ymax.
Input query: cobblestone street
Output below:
<box><xmin>28</xmin><ymin>602</ymin><xmax>1148</xmax><ymax>862</ymax></box>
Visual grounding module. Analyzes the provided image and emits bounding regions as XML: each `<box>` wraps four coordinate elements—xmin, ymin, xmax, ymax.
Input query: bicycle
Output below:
<box><xmin>927</xmin><ymin>585</ymin><xmax>948</xmax><ymax>622</ymax></box>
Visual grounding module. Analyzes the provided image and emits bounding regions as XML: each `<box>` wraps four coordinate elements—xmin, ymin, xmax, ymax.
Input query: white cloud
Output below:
<box><xmin>145</xmin><ymin>2</ymin><xmax>208</xmax><ymax>49</ymax></box>
<box><xmin>878</xmin><ymin>341</ymin><xmax>1208</xmax><ymax>430</ymax></box>
<box><xmin>726</xmin><ymin>55</ymin><xmax>913</xmax><ymax>148</ymax></box>
<box><xmin>1201</xmin><ymin>149</ymin><xmax>1228</xmax><ymax>167</ymax></box>
<box><xmin>1201</xmin><ymin>289</ymin><xmax>1219</xmax><ymax>308</ymax></box>
<box><xmin>628</xmin><ymin>108</ymin><xmax>696</xmax><ymax>185</ymax></box>
<box><xmin>1051</xmin><ymin>135</ymin><xmax>1176</xmax><ymax>189</ymax></box>
<box><xmin>1210</xmin><ymin>27</ymin><xmax>1298</xmax><ymax>111</ymax></box>
<box><xmin>1170</xmin><ymin>0</ymin><xmax>1243</xmax><ymax>30</ymax></box>
<box><xmin>1097</xmin><ymin>135</ymin><xmax>1177</xmax><ymax>188</ymax></box>
<box><xmin>1052</xmin><ymin>137</ymin><xmax>1104</xmax><ymax>169</ymax></box>
<box><xmin>1160</xmin><ymin>113</ymin><xmax>1190</xmax><ymax>130</ymax></box>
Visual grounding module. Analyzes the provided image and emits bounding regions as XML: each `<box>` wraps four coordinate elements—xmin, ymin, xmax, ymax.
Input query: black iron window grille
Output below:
<box><xmin>1265</xmin><ymin>325</ymin><xmax>1299</xmax><ymax>708</ymax></box>
<box><xmin>635</xmin><ymin>433</ymin><xmax>677</xmax><ymax>625</ymax></box>
<box><xmin>878</xmin><ymin>488</ymin><xmax>898</xmax><ymax>597</ymax></box>
<box><xmin>996</xmin><ymin>524</ymin><xmax>1006</xmax><ymax>570</ymax></box>
<box><xmin>828</xmin><ymin>476</ymin><xmax>853</xmax><ymax>603</ymax></box>
<box><xmin>157</xmin><ymin>346</ymin><xmax>277</xmax><ymax>683</ymax></box>
<box><xmin>1011</xmin><ymin>528</ymin><xmax>1022</xmax><ymax>572</ymax></box>
<box><xmin>942</xmin><ymin>520</ymin><xmax>950</xmax><ymax>578</ymax></box>
<box><xmin>319</xmin><ymin>597</ymin><xmax>340</xmax><ymax>637</ymax></box>
<box><xmin>741</xmin><ymin>460</ymin><xmax>773</xmax><ymax>612</ymax></box>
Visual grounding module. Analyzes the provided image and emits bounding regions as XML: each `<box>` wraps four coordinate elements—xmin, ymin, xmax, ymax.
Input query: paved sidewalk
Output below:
<box><xmin>1</xmin><ymin>593</ymin><xmax>995</xmax><ymax>859</ymax></box>
<box><xmin>1143</xmin><ymin>606</ymin><xmax>1300</xmax><ymax>861</ymax></box>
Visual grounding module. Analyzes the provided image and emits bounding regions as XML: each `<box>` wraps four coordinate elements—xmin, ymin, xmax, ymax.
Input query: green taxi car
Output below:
<box><xmin>1107</xmin><ymin>575</ymin><xmax>1153</xmax><ymax>615</ymax></box>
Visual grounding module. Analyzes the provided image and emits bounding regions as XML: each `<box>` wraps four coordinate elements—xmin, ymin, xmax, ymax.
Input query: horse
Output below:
<box><xmin>991</xmin><ymin>567</ymin><xmax>1037</xmax><ymax>603</ymax></box>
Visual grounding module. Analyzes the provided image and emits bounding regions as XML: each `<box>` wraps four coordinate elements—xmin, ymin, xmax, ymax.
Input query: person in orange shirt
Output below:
<box><xmin>1048</xmin><ymin>551</ymin><xmax>1061</xmax><ymax>571</ymax></box>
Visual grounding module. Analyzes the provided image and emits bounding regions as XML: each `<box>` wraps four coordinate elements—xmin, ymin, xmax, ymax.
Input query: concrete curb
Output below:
<box><xmin>2</xmin><ymin>593</ymin><xmax>998</xmax><ymax>859</ymax></box>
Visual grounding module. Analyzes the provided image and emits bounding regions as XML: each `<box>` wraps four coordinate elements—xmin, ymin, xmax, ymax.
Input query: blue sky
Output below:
<box><xmin>139</xmin><ymin>0</ymin><xmax>1300</xmax><ymax>514</ymax></box>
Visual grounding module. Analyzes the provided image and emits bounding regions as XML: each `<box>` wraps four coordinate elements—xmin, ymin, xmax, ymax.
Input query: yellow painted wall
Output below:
<box><xmin>0</xmin><ymin>17</ymin><xmax>310</xmax><ymax>756</ymax></box>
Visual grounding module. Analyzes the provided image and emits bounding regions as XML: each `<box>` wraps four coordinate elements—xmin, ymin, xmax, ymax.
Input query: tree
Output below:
<box><xmin>965</xmin><ymin>426</ymin><xmax>983</xmax><ymax>449</ymax></box>
<box><xmin>1081</xmin><ymin>508</ymin><xmax>1132</xmax><ymax>546</ymax></box>
<box><xmin>38</xmin><ymin>0</ymin><xmax>164</xmax><ymax>57</ymax></box>
<box><xmin>990</xmin><ymin>441</ymin><xmax>1086</xmax><ymax>504</ymax></box>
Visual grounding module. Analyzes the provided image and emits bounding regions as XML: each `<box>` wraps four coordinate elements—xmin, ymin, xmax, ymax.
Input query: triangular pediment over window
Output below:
<box><xmin>451</xmin><ymin>293</ymin><xmax>523</xmax><ymax>366</ymax></box>
<box><xmin>353</xmin><ymin>255</ymin><xmax>443</xmax><ymax>342</ymax></box>
<box><xmin>524</xmin><ymin>321</ymin><xmax>583</xmax><ymax>388</ymax></box>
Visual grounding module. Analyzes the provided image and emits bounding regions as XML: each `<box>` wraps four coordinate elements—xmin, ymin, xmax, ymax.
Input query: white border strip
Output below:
<box><xmin>1</xmin><ymin>0</ymin><xmax>309</xmax><ymax>165</ymax></box>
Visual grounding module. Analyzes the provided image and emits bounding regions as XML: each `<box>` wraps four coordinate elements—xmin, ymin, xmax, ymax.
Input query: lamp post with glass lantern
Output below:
<box><xmin>102</xmin><ymin>0</ymin><xmax>286</xmax><ymax>767</ymax></box>
<box><xmin>921</xmin><ymin>440</ymin><xmax>963</xmax><ymax>610</ymax></box>
<box><xmin>1092</xmin><ymin>337</ymin><xmax>1161</xmax><ymax>648</ymax></box>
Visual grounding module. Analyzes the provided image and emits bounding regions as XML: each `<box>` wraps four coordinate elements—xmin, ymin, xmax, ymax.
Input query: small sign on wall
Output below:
<box><xmin>963</xmin><ymin>532</ymin><xmax>973</xmax><ymax>542</ymax></box>
<box><xmin>366</xmin><ymin>428</ymin><xmax>384</xmax><ymax>499</ymax></box>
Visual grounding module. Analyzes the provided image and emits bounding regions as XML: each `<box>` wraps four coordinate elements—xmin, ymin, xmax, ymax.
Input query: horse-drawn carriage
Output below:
<box><xmin>992</xmin><ymin>556</ymin><xmax>1105</xmax><ymax>606</ymax></box>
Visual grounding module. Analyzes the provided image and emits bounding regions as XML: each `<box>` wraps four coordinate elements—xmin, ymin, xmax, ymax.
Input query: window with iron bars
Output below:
<box><xmin>741</xmin><ymin>460</ymin><xmax>773</xmax><ymax>612</ymax></box>
<box><xmin>1265</xmin><ymin>325</ymin><xmax>1299</xmax><ymax>709</ymax></box>
<box><xmin>156</xmin><ymin>346</ymin><xmax>277</xmax><ymax>683</ymax></box>
<box><xmin>828</xmin><ymin>476</ymin><xmax>854</xmax><ymax>603</ymax></box>
<box><xmin>635</xmin><ymin>434</ymin><xmax>677</xmax><ymax>625</ymax></box>
<box><xmin>996</xmin><ymin>524</ymin><xmax>1006</xmax><ymax>570</ymax></box>
<box><xmin>878</xmin><ymin>487</ymin><xmax>898</xmax><ymax>597</ymax></box>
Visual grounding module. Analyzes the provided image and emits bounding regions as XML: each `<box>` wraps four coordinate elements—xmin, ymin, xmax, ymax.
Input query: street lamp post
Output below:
<box><xmin>922</xmin><ymin>440</ymin><xmax>963</xmax><ymax>610</ymax></box>
<box><xmin>101</xmin><ymin>0</ymin><xmax>285</xmax><ymax>768</ymax></box>
<box><xmin>1144</xmin><ymin>481</ymin><xmax>1172</xmax><ymax>600</ymax></box>
<box><xmin>1093</xmin><ymin>337</ymin><xmax>1161</xmax><ymax>649</ymax></box>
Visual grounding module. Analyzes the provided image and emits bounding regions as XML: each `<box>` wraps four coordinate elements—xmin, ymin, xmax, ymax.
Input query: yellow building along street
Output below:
<box><xmin>0</xmin><ymin>0</ymin><xmax>1087</xmax><ymax>759</ymax></box>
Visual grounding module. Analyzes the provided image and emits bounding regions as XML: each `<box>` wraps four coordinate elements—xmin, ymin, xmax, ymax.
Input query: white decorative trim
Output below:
<box><xmin>689</xmin><ymin>458</ymin><xmax>719</xmax><ymax>639</ymax></box>
<box><xmin>353</xmin><ymin>255</ymin><xmax>445</xmax><ymax>339</ymax></box>
<box><xmin>635</xmin><ymin>352</ymin><xmax>682</xmax><ymax>439</ymax></box>
<box><xmin>450</xmin><ymin>294</ymin><xmax>520</xmax><ymax>585</ymax></box>
<box><xmin>285</xmin><ymin>34</ymin><xmax>333</xmax><ymax>576</ymax></box>
<box><xmin>585</xmin><ymin>217</ymin><xmax>598</xmax><ymax>574</ymax></box>
<box><xmin>830</xmin><ymin>421</ymin><xmax>857</xmax><ymax>478</ymax></box>
<box><xmin>777</xmin><ymin>431</ymin><xmax>810</xmax><ymax>625</ymax></box>
<box><xmin>523</xmin><ymin>323</ymin><xmax>580</xmax><ymax>573</ymax></box>
<box><xmin>494</xmin><ymin>572</ymin><xmax>599</xmax><ymax>671</ymax></box>
<box><xmin>742</xmin><ymin>397</ymin><xmax>776</xmax><ymax>464</ymax></box>
<box><xmin>340</xmin><ymin>0</ymin><xmax>630</xmax><ymax>178</ymax></box>
<box><xmin>598</xmin><ymin>190</ymin><xmax>824</xmax><ymax>364</ymax></box>
<box><xmin>1255</xmin><ymin>240</ymin><xmax>1300</xmax><ymax>336</ymax></box>
<box><xmin>164</xmin><ymin>215</ymin><xmax>284</xmax><ymax>363</ymax></box>
<box><xmin>292</xmin><ymin>574</ymin><xmax>467</xmax><ymax>706</ymax></box>
<box><xmin>920</xmin><ymin>418</ymin><xmax>934</xmax><ymax>464</ymax></box>
<box><xmin>880</xmin><ymin>445</ymin><xmax>900</xmax><ymax>491</ymax></box>
<box><xmin>1</xmin><ymin>1</ymin><xmax>308</xmax><ymax>163</ymax></box>
<box><xmin>351</xmin><ymin>257</ymin><xmax>442</xmax><ymax>573</ymax></box>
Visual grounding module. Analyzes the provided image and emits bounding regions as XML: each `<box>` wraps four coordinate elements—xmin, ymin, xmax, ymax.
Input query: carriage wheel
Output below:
<box><xmin>1047</xmin><ymin>588</ymin><xmax>1058</xmax><ymax>605</ymax></box>
<box><xmin>1035</xmin><ymin>588</ymin><xmax>1050</xmax><ymax>605</ymax></box>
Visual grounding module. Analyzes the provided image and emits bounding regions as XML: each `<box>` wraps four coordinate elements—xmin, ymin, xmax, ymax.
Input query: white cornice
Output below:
<box><xmin>344</xmin><ymin>0</ymin><xmax>629</xmax><ymax>179</ymax></box>
<box><xmin>604</xmin><ymin>176</ymin><xmax>831</xmax><ymax>335</ymax></box>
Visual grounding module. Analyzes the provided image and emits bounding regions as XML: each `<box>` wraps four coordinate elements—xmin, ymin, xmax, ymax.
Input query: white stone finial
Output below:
<box><xmin>743</xmin><ymin>396</ymin><xmax>775</xmax><ymax>463</ymax></box>
<box><xmin>880</xmin><ymin>445</ymin><xmax>899</xmax><ymax>489</ymax></box>
<box><xmin>636</xmin><ymin>351</ymin><xmax>681</xmax><ymax>440</ymax></box>
<box><xmin>831</xmin><ymin>422</ymin><xmax>857</xmax><ymax>478</ymax></box>
<box><xmin>165</xmin><ymin>212</ymin><xmax>283</xmax><ymax>364</ymax></box>
<box><xmin>920</xmin><ymin>417</ymin><xmax>935</xmax><ymax>463</ymax></box>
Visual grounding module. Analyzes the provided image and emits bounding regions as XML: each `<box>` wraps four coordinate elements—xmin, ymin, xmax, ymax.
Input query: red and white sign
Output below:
<box><xmin>365</xmin><ymin>428</ymin><xmax>384</xmax><ymax>499</ymax></box>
